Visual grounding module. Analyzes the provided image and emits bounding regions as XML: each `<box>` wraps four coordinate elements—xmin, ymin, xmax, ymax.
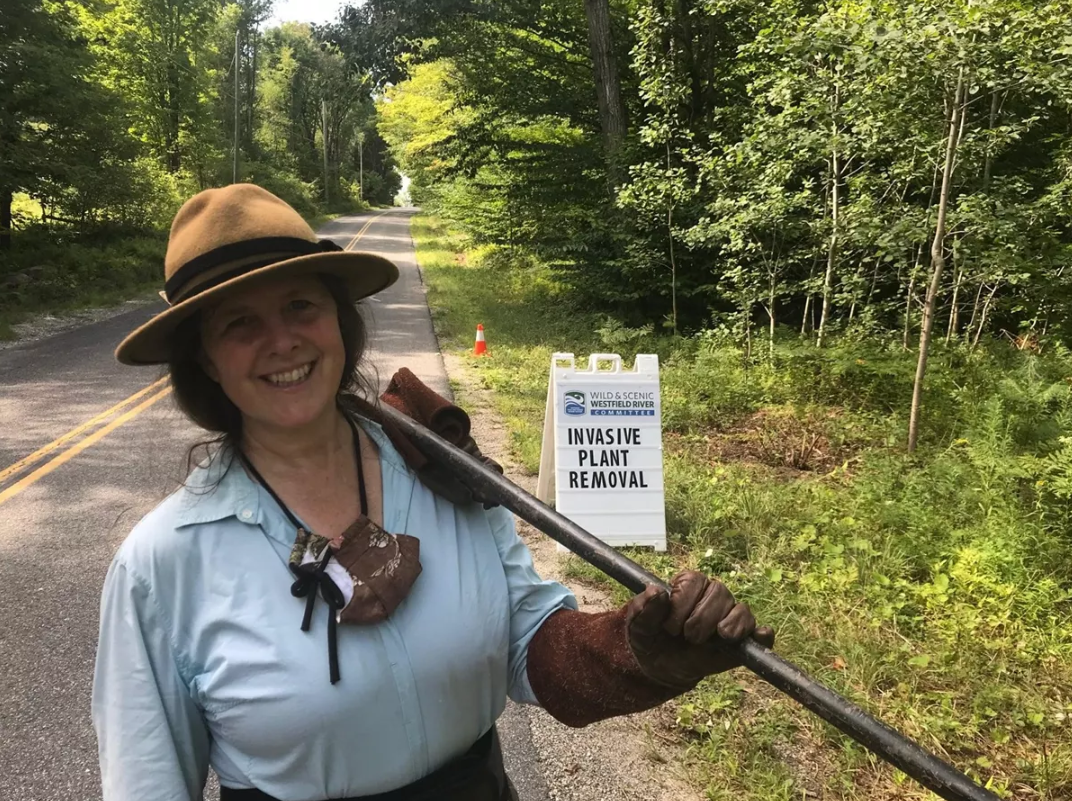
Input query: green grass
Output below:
<box><xmin>304</xmin><ymin>212</ymin><xmax>343</xmax><ymax>232</ymax></box>
<box><xmin>415</xmin><ymin>217</ymin><xmax>608</xmax><ymax>470</ymax></box>
<box><xmin>0</xmin><ymin>228</ymin><xmax>167</xmax><ymax>340</ymax></box>
<box><xmin>414</xmin><ymin>213</ymin><xmax>1072</xmax><ymax>800</ymax></box>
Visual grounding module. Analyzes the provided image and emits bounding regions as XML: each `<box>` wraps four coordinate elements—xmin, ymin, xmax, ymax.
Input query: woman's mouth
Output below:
<box><xmin>262</xmin><ymin>360</ymin><xmax>316</xmax><ymax>388</ymax></box>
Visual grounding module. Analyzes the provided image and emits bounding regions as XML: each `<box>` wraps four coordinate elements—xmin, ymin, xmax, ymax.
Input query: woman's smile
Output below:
<box><xmin>262</xmin><ymin>359</ymin><xmax>317</xmax><ymax>389</ymax></box>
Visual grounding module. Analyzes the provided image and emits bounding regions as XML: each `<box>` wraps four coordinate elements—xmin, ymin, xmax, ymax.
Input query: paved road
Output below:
<box><xmin>0</xmin><ymin>209</ymin><xmax>548</xmax><ymax>800</ymax></box>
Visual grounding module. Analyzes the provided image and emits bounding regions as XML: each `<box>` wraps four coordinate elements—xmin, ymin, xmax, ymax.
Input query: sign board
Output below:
<box><xmin>536</xmin><ymin>353</ymin><xmax>666</xmax><ymax>551</ymax></box>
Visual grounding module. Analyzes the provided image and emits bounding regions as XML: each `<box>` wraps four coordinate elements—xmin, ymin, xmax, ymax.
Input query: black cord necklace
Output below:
<box><xmin>238</xmin><ymin>415</ymin><xmax>368</xmax><ymax>684</ymax></box>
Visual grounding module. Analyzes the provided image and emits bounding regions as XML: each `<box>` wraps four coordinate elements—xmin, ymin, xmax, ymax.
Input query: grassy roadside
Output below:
<box><xmin>0</xmin><ymin>230</ymin><xmax>167</xmax><ymax>340</ymax></box>
<box><xmin>0</xmin><ymin>209</ymin><xmax>353</xmax><ymax>342</ymax></box>
<box><xmin>305</xmin><ymin>212</ymin><xmax>345</xmax><ymax>232</ymax></box>
<box><xmin>413</xmin><ymin>214</ymin><xmax>1072</xmax><ymax>800</ymax></box>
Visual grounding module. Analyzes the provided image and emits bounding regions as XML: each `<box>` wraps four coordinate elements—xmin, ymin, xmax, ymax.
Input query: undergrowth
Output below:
<box><xmin>0</xmin><ymin>228</ymin><xmax>167</xmax><ymax>338</ymax></box>
<box><xmin>0</xmin><ymin>208</ymin><xmax>354</xmax><ymax>340</ymax></box>
<box><xmin>414</xmin><ymin>214</ymin><xmax>1072</xmax><ymax>800</ymax></box>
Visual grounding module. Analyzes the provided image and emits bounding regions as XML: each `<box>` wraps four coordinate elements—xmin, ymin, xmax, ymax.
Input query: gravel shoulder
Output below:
<box><xmin>0</xmin><ymin>295</ymin><xmax>160</xmax><ymax>352</ymax></box>
<box><xmin>442</xmin><ymin>351</ymin><xmax>702</xmax><ymax>801</ymax></box>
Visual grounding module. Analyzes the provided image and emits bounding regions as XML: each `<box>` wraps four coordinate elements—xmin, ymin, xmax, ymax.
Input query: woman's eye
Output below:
<box><xmin>289</xmin><ymin>299</ymin><xmax>314</xmax><ymax>312</ymax></box>
<box><xmin>224</xmin><ymin>316</ymin><xmax>251</xmax><ymax>332</ymax></box>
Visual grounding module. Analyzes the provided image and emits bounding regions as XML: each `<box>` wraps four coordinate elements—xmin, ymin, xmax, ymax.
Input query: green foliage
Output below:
<box><xmin>0</xmin><ymin>227</ymin><xmax>165</xmax><ymax>327</ymax></box>
<box><xmin>89</xmin><ymin>0</ymin><xmax>220</xmax><ymax>173</ymax></box>
<box><xmin>241</xmin><ymin>159</ymin><xmax>322</xmax><ymax>218</ymax></box>
<box><xmin>416</xmin><ymin>214</ymin><xmax>1072</xmax><ymax>799</ymax></box>
<box><xmin>375</xmin><ymin>0</ymin><xmax>1072</xmax><ymax>369</ymax></box>
<box><xmin>3</xmin><ymin>2</ymin><xmax>401</xmax><ymax>319</ymax></box>
<box><xmin>1</xmin><ymin>0</ymin><xmax>153</xmax><ymax>236</ymax></box>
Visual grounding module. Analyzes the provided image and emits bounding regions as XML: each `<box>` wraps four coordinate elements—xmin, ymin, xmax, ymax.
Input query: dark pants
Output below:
<box><xmin>220</xmin><ymin>727</ymin><xmax>517</xmax><ymax>801</ymax></box>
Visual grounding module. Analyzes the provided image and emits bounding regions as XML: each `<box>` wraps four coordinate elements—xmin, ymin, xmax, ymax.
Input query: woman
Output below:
<box><xmin>92</xmin><ymin>184</ymin><xmax>774</xmax><ymax>801</ymax></box>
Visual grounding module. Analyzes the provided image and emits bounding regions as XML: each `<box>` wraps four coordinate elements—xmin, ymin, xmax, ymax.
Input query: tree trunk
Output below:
<box><xmin>322</xmin><ymin>99</ymin><xmax>330</xmax><ymax>206</ymax></box>
<box><xmin>744</xmin><ymin>301</ymin><xmax>752</xmax><ymax>361</ymax></box>
<box><xmin>902</xmin><ymin>268</ymin><xmax>916</xmax><ymax>350</ymax></box>
<box><xmin>817</xmin><ymin>85</ymin><xmax>840</xmax><ymax>348</ymax></box>
<box><xmin>247</xmin><ymin>31</ymin><xmax>257</xmax><ymax>154</ymax></box>
<box><xmin>583</xmin><ymin>0</ymin><xmax>627</xmax><ymax>181</ymax></box>
<box><xmin>908</xmin><ymin>70</ymin><xmax>965</xmax><ymax>452</ymax></box>
<box><xmin>666</xmin><ymin>143</ymin><xmax>678</xmax><ymax>334</ymax></box>
<box><xmin>983</xmin><ymin>90</ymin><xmax>999</xmax><ymax>189</ymax></box>
<box><xmin>801</xmin><ymin>254</ymin><xmax>818</xmax><ymax>336</ymax></box>
<box><xmin>972</xmin><ymin>283</ymin><xmax>1000</xmax><ymax>350</ymax></box>
<box><xmin>817</xmin><ymin>146</ymin><xmax>839</xmax><ymax>347</ymax></box>
<box><xmin>966</xmin><ymin>280</ymin><xmax>985</xmax><ymax>340</ymax></box>
<box><xmin>767</xmin><ymin>274</ymin><xmax>776</xmax><ymax>362</ymax></box>
<box><xmin>867</xmin><ymin>260</ymin><xmax>881</xmax><ymax>307</ymax></box>
<box><xmin>166</xmin><ymin>57</ymin><xmax>182</xmax><ymax>172</ymax></box>
<box><xmin>0</xmin><ymin>187</ymin><xmax>12</xmax><ymax>250</ymax></box>
<box><xmin>946</xmin><ymin>264</ymin><xmax>962</xmax><ymax>343</ymax></box>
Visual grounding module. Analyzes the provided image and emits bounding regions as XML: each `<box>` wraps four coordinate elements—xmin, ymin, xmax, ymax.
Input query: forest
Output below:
<box><xmin>3</xmin><ymin>0</ymin><xmax>1072</xmax><ymax>797</ymax></box>
<box><xmin>0</xmin><ymin>0</ymin><xmax>399</xmax><ymax>329</ymax></box>
<box><xmin>368</xmin><ymin>0</ymin><xmax>1072</xmax><ymax>796</ymax></box>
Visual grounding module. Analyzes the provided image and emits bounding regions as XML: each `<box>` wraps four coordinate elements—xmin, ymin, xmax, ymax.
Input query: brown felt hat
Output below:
<box><xmin>115</xmin><ymin>184</ymin><xmax>398</xmax><ymax>365</ymax></box>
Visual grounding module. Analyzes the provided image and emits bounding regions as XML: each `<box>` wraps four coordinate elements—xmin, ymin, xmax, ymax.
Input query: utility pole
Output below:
<box><xmin>233</xmin><ymin>28</ymin><xmax>240</xmax><ymax>184</ymax></box>
<box><xmin>321</xmin><ymin>99</ymin><xmax>330</xmax><ymax>206</ymax></box>
<box><xmin>357</xmin><ymin>130</ymin><xmax>365</xmax><ymax>201</ymax></box>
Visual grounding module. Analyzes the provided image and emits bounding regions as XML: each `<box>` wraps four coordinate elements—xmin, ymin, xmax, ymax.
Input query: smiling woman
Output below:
<box><xmin>92</xmin><ymin>183</ymin><xmax>771</xmax><ymax>801</ymax></box>
<box><xmin>200</xmin><ymin>278</ymin><xmax>347</xmax><ymax>427</ymax></box>
<box><xmin>169</xmin><ymin>273</ymin><xmax>371</xmax><ymax>472</ymax></box>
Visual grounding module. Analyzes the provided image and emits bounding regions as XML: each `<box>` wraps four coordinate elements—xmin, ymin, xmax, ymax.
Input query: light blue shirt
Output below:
<box><xmin>92</xmin><ymin>417</ymin><xmax>577</xmax><ymax>801</ymax></box>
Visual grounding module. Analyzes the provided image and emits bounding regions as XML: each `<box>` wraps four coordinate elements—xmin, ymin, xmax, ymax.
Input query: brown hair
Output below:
<box><xmin>167</xmin><ymin>273</ymin><xmax>377</xmax><ymax>479</ymax></box>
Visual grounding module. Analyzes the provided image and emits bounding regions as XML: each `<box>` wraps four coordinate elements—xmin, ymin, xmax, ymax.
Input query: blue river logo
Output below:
<box><xmin>563</xmin><ymin>391</ymin><xmax>586</xmax><ymax>416</ymax></box>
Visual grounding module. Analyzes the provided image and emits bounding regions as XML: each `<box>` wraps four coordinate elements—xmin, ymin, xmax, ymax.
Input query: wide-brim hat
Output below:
<box><xmin>115</xmin><ymin>183</ymin><xmax>399</xmax><ymax>365</ymax></box>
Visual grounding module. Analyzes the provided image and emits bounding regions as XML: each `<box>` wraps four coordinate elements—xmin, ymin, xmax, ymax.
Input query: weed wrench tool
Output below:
<box><xmin>380</xmin><ymin>404</ymin><xmax>1001</xmax><ymax>801</ymax></box>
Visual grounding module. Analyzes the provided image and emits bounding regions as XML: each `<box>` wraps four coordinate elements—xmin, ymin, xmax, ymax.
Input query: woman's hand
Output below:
<box><xmin>624</xmin><ymin>570</ymin><xmax>775</xmax><ymax>689</ymax></box>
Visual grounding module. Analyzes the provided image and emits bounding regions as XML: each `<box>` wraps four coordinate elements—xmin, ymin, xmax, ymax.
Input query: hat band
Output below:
<box><xmin>165</xmin><ymin>236</ymin><xmax>344</xmax><ymax>304</ymax></box>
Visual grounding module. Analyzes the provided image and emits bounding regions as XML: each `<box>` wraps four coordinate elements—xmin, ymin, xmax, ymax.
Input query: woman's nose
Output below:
<box><xmin>264</xmin><ymin>315</ymin><xmax>301</xmax><ymax>354</ymax></box>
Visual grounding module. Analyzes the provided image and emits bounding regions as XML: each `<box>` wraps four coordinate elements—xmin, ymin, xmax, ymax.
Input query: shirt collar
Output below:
<box><xmin>174</xmin><ymin>445</ymin><xmax>260</xmax><ymax>529</ymax></box>
<box><xmin>171</xmin><ymin>414</ymin><xmax>408</xmax><ymax>531</ymax></box>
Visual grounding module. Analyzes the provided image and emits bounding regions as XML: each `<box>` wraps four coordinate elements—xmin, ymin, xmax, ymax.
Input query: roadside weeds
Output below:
<box><xmin>415</xmin><ymin>212</ymin><xmax>1072</xmax><ymax>801</ymax></box>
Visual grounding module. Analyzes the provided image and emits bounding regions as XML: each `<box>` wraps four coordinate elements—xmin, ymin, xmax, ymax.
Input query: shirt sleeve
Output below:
<box><xmin>92</xmin><ymin>557</ymin><xmax>210</xmax><ymax>801</ymax></box>
<box><xmin>486</xmin><ymin>505</ymin><xmax>578</xmax><ymax>705</ymax></box>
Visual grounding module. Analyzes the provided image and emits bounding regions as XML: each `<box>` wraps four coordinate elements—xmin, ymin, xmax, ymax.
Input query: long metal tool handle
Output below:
<box><xmin>380</xmin><ymin>404</ymin><xmax>1000</xmax><ymax>801</ymax></box>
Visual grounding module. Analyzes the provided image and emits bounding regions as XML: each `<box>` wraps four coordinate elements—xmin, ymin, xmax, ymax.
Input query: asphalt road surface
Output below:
<box><xmin>0</xmin><ymin>209</ymin><xmax>549</xmax><ymax>801</ymax></box>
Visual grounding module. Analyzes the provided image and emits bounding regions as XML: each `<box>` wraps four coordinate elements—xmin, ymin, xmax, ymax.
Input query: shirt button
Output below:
<box><xmin>240</xmin><ymin>509</ymin><xmax>253</xmax><ymax>521</ymax></box>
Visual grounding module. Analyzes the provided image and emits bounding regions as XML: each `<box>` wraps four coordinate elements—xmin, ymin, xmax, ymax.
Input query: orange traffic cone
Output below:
<box><xmin>473</xmin><ymin>323</ymin><xmax>488</xmax><ymax>356</ymax></box>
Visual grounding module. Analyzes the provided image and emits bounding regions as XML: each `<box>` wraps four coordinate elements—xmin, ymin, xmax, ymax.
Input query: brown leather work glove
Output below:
<box><xmin>527</xmin><ymin>570</ymin><xmax>776</xmax><ymax>727</ymax></box>
<box><xmin>625</xmin><ymin>570</ymin><xmax>776</xmax><ymax>689</ymax></box>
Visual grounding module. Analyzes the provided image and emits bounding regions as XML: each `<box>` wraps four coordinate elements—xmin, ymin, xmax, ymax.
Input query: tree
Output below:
<box><xmin>91</xmin><ymin>0</ymin><xmax>220</xmax><ymax>172</ymax></box>
<box><xmin>0</xmin><ymin>0</ymin><xmax>145</xmax><ymax>247</ymax></box>
<box><xmin>909</xmin><ymin>67</ymin><xmax>965</xmax><ymax>452</ymax></box>
<box><xmin>583</xmin><ymin>0</ymin><xmax>627</xmax><ymax>180</ymax></box>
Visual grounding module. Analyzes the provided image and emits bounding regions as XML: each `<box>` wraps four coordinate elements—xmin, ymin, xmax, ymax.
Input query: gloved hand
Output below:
<box><xmin>625</xmin><ymin>570</ymin><xmax>775</xmax><ymax>689</ymax></box>
<box><xmin>415</xmin><ymin>433</ymin><xmax>504</xmax><ymax>509</ymax></box>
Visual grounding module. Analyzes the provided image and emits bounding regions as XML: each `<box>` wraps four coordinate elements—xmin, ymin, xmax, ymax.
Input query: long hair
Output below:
<box><xmin>167</xmin><ymin>273</ymin><xmax>376</xmax><ymax>481</ymax></box>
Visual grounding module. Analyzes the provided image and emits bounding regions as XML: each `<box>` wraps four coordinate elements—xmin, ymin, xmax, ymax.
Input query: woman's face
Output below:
<box><xmin>199</xmin><ymin>274</ymin><xmax>346</xmax><ymax>435</ymax></box>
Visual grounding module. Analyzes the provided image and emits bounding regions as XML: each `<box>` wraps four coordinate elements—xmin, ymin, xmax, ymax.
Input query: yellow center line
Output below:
<box><xmin>0</xmin><ymin>376</ymin><xmax>170</xmax><ymax>485</ymax></box>
<box><xmin>0</xmin><ymin>386</ymin><xmax>173</xmax><ymax>508</ymax></box>
<box><xmin>343</xmin><ymin>209</ymin><xmax>392</xmax><ymax>251</ymax></box>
